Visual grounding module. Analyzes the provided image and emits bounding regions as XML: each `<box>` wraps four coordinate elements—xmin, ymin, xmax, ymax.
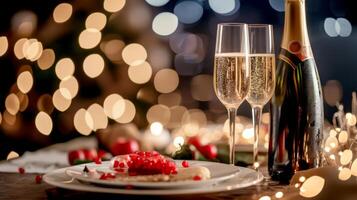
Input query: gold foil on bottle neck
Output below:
<box><xmin>281</xmin><ymin>0</ymin><xmax>313</xmax><ymax>60</ymax></box>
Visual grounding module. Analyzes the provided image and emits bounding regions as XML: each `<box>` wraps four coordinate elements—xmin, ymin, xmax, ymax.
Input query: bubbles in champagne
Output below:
<box><xmin>214</xmin><ymin>53</ymin><xmax>249</xmax><ymax>107</ymax></box>
<box><xmin>246</xmin><ymin>54</ymin><xmax>276</xmax><ymax>106</ymax></box>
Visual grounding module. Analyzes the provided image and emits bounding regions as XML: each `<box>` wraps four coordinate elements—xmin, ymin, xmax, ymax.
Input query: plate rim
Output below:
<box><xmin>64</xmin><ymin>160</ymin><xmax>240</xmax><ymax>188</ymax></box>
<box><xmin>43</xmin><ymin>161</ymin><xmax>264</xmax><ymax>196</ymax></box>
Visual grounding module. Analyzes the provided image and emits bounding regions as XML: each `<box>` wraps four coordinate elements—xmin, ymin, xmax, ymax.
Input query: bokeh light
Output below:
<box><xmin>103</xmin><ymin>94</ymin><xmax>125</xmax><ymax>119</ymax></box>
<box><xmin>336</xmin><ymin>18</ymin><xmax>352</xmax><ymax>37</ymax></box>
<box><xmin>299</xmin><ymin>176</ymin><xmax>325</xmax><ymax>198</ymax></box>
<box><xmin>37</xmin><ymin>49</ymin><xmax>55</xmax><ymax>70</ymax></box>
<box><xmin>52</xmin><ymin>89</ymin><xmax>71</xmax><ymax>111</ymax></box>
<box><xmin>323</xmin><ymin>80</ymin><xmax>343</xmax><ymax>106</ymax></box>
<box><xmin>115</xmin><ymin>100</ymin><xmax>136</xmax><ymax>123</ymax></box>
<box><xmin>103</xmin><ymin>0</ymin><xmax>126</xmax><ymax>13</ymax></box>
<box><xmin>74</xmin><ymin>109</ymin><xmax>92</xmax><ymax>136</ymax></box>
<box><xmin>17</xmin><ymin>71</ymin><xmax>33</xmax><ymax>94</ymax></box>
<box><xmin>37</xmin><ymin>94</ymin><xmax>54</xmax><ymax>114</ymax></box>
<box><xmin>5</xmin><ymin>94</ymin><xmax>20</xmax><ymax>115</ymax></box>
<box><xmin>145</xmin><ymin>0</ymin><xmax>169</xmax><ymax>7</ymax></box>
<box><xmin>6</xmin><ymin>151</ymin><xmax>19</xmax><ymax>160</ymax></box>
<box><xmin>14</xmin><ymin>38</ymin><xmax>28</xmax><ymax>59</ymax></box>
<box><xmin>181</xmin><ymin>109</ymin><xmax>207</xmax><ymax>128</ymax></box>
<box><xmin>173</xmin><ymin>136</ymin><xmax>185</xmax><ymax>148</ymax></box>
<box><xmin>150</xmin><ymin>122</ymin><xmax>164</xmax><ymax>136</ymax></box>
<box><xmin>158</xmin><ymin>92</ymin><xmax>181</xmax><ymax>107</ymax></box>
<box><xmin>83</xmin><ymin>54</ymin><xmax>105</xmax><ymax>78</ymax></box>
<box><xmin>174</xmin><ymin>1</ymin><xmax>203</xmax><ymax>24</ymax></box>
<box><xmin>154</xmin><ymin>69</ymin><xmax>179</xmax><ymax>93</ymax></box>
<box><xmin>168</xmin><ymin>106</ymin><xmax>187</xmax><ymax>129</ymax></box>
<box><xmin>128</xmin><ymin>61</ymin><xmax>152</xmax><ymax>84</ymax></box>
<box><xmin>191</xmin><ymin>75</ymin><xmax>213</xmax><ymax>101</ymax></box>
<box><xmin>87</xmin><ymin>104</ymin><xmax>108</xmax><ymax>131</ymax></box>
<box><xmin>122</xmin><ymin>43</ymin><xmax>147</xmax><ymax>66</ymax></box>
<box><xmin>35</xmin><ymin>111</ymin><xmax>53</xmax><ymax>135</ymax></box>
<box><xmin>0</xmin><ymin>36</ymin><xmax>8</xmax><ymax>56</ymax></box>
<box><xmin>152</xmin><ymin>12</ymin><xmax>178</xmax><ymax>36</ymax></box>
<box><xmin>146</xmin><ymin>104</ymin><xmax>171</xmax><ymax>125</ymax></box>
<box><xmin>269</xmin><ymin>0</ymin><xmax>285</xmax><ymax>12</ymax></box>
<box><xmin>23</xmin><ymin>39</ymin><xmax>43</xmax><ymax>61</ymax></box>
<box><xmin>78</xmin><ymin>29</ymin><xmax>102</xmax><ymax>49</ymax></box>
<box><xmin>11</xmin><ymin>11</ymin><xmax>37</xmax><ymax>37</ymax></box>
<box><xmin>85</xmin><ymin>12</ymin><xmax>107</xmax><ymax>31</ymax></box>
<box><xmin>55</xmin><ymin>58</ymin><xmax>75</xmax><ymax>80</ymax></box>
<box><xmin>101</xmin><ymin>39</ymin><xmax>125</xmax><ymax>62</ymax></box>
<box><xmin>59</xmin><ymin>76</ymin><xmax>79</xmax><ymax>99</ymax></box>
<box><xmin>208</xmin><ymin>0</ymin><xmax>240</xmax><ymax>15</ymax></box>
<box><xmin>17</xmin><ymin>92</ymin><xmax>29</xmax><ymax>112</ymax></box>
<box><xmin>324</xmin><ymin>18</ymin><xmax>339</xmax><ymax>37</ymax></box>
<box><xmin>53</xmin><ymin>3</ymin><xmax>73</xmax><ymax>23</ymax></box>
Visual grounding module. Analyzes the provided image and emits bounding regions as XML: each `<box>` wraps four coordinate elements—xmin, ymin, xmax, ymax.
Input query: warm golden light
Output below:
<box><xmin>103</xmin><ymin>0</ymin><xmax>126</xmax><ymax>13</ymax></box>
<box><xmin>258</xmin><ymin>196</ymin><xmax>271</xmax><ymax>200</ymax></box>
<box><xmin>154</xmin><ymin>69</ymin><xmax>179</xmax><ymax>93</ymax></box>
<box><xmin>101</xmin><ymin>39</ymin><xmax>125</xmax><ymax>62</ymax></box>
<box><xmin>191</xmin><ymin>75</ymin><xmax>213</xmax><ymax>101</ymax></box>
<box><xmin>85</xmin><ymin>12</ymin><xmax>107</xmax><ymax>31</ymax></box>
<box><xmin>74</xmin><ymin>109</ymin><xmax>92</xmax><ymax>136</ymax></box>
<box><xmin>3</xmin><ymin>111</ymin><xmax>16</xmax><ymax>126</ymax></box>
<box><xmin>275</xmin><ymin>192</ymin><xmax>283</xmax><ymax>199</ymax></box>
<box><xmin>0</xmin><ymin>36</ymin><xmax>8</xmax><ymax>56</ymax></box>
<box><xmin>173</xmin><ymin>136</ymin><xmax>185</xmax><ymax>148</ymax></box>
<box><xmin>83</xmin><ymin>54</ymin><xmax>105</xmax><ymax>78</ymax></box>
<box><xmin>87</xmin><ymin>104</ymin><xmax>108</xmax><ymax>131</ymax></box>
<box><xmin>37</xmin><ymin>94</ymin><xmax>54</xmax><ymax>114</ymax></box>
<box><xmin>122</xmin><ymin>43</ymin><xmax>147</xmax><ymax>66</ymax></box>
<box><xmin>168</xmin><ymin>106</ymin><xmax>187</xmax><ymax>128</ymax></box>
<box><xmin>37</xmin><ymin>49</ymin><xmax>55</xmax><ymax>70</ymax></box>
<box><xmin>150</xmin><ymin>122</ymin><xmax>163</xmax><ymax>136</ymax></box>
<box><xmin>325</xmin><ymin>135</ymin><xmax>338</xmax><ymax>149</ymax></box>
<box><xmin>7</xmin><ymin>151</ymin><xmax>19</xmax><ymax>160</ymax></box>
<box><xmin>23</xmin><ymin>39</ymin><xmax>43</xmax><ymax>61</ymax></box>
<box><xmin>17</xmin><ymin>92</ymin><xmax>29</xmax><ymax>112</ymax></box>
<box><xmin>182</xmin><ymin>109</ymin><xmax>207</xmax><ymax>128</ymax></box>
<box><xmin>338</xmin><ymin>130</ymin><xmax>348</xmax><ymax>144</ymax></box>
<box><xmin>53</xmin><ymin>3</ymin><xmax>73</xmax><ymax>23</ymax></box>
<box><xmin>351</xmin><ymin>159</ymin><xmax>357</xmax><ymax>176</ymax></box>
<box><xmin>0</xmin><ymin>112</ymin><xmax>2</xmax><ymax>124</ymax></box>
<box><xmin>158</xmin><ymin>92</ymin><xmax>181</xmax><ymax>107</ymax></box>
<box><xmin>59</xmin><ymin>76</ymin><xmax>79</xmax><ymax>99</ymax></box>
<box><xmin>5</xmin><ymin>94</ymin><xmax>20</xmax><ymax>115</ymax></box>
<box><xmin>52</xmin><ymin>89</ymin><xmax>72</xmax><ymax>111</ymax></box>
<box><xmin>78</xmin><ymin>28</ymin><xmax>102</xmax><ymax>49</ymax></box>
<box><xmin>55</xmin><ymin>58</ymin><xmax>75</xmax><ymax>80</ymax></box>
<box><xmin>128</xmin><ymin>61</ymin><xmax>152</xmax><ymax>84</ymax></box>
<box><xmin>338</xmin><ymin>167</ymin><xmax>352</xmax><ymax>181</ymax></box>
<box><xmin>340</xmin><ymin>149</ymin><xmax>353</xmax><ymax>165</ymax></box>
<box><xmin>14</xmin><ymin>38</ymin><xmax>28</xmax><ymax>59</ymax></box>
<box><xmin>115</xmin><ymin>100</ymin><xmax>136</xmax><ymax>123</ymax></box>
<box><xmin>146</xmin><ymin>104</ymin><xmax>171</xmax><ymax>125</ymax></box>
<box><xmin>299</xmin><ymin>176</ymin><xmax>306</xmax><ymax>182</ymax></box>
<box><xmin>103</xmin><ymin>94</ymin><xmax>125</xmax><ymax>119</ymax></box>
<box><xmin>329</xmin><ymin>129</ymin><xmax>337</xmax><ymax>137</ymax></box>
<box><xmin>17</xmin><ymin>71</ymin><xmax>33</xmax><ymax>94</ymax></box>
<box><xmin>35</xmin><ymin>111</ymin><xmax>53</xmax><ymax>135</ymax></box>
<box><xmin>299</xmin><ymin>176</ymin><xmax>325</xmax><ymax>198</ymax></box>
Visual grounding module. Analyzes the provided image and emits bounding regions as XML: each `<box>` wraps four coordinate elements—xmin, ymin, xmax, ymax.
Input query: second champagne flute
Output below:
<box><xmin>246</xmin><ymin>24</ymin><xmax>276</xmax><ymax>169</ymax></box>
<box><xmin>214</xmin><ymin>23</ymin><xmax>250</xmax><ymax>165</ymax></box>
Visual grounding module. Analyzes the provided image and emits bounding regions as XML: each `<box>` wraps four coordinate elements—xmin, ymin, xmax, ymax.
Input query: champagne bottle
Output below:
<box><xmin>269</xmin><ymin>0</ymin><xmax>324</xmax><ymax>182</ymax></box>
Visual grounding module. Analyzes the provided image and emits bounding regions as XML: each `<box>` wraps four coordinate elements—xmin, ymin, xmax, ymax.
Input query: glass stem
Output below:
<box><xmin>252</xmin><ymin>106</ymin><xmax>263</xmax><ymax>169</ymax></box>
<box><xmin>227</xmin><ymin>107</ymin><xmax>237</xmax><ymax>165</ymax></box>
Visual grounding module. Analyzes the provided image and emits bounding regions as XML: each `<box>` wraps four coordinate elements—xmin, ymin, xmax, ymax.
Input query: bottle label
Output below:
<box><xmin>284</xmin><ymin>40</ymin><xmax>313</xmax><ymax>62</ymax></box>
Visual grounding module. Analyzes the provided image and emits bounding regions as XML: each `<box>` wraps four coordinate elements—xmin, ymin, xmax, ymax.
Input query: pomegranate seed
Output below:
<box><xmin>100</xmin><ymin>174</ymin><xmax>107</xmax><ymax>180</ymax></box>
<box><xmin>94</xmin><ymin>157</ymin><xmax>102</xmax><ymax>165</ymax></box>
<box><xmin>119</xmin><ymin>162</ymin><xmax>125</xmax><ymax>168</ymax></box>
<box><xmin>35</xmin><ymin>175</ymin><xmax>42</xmax><ymax>184</ymax></box>
<box><xmin>193</xmin><ymin>175</ymin><xmax>202</xmax><ymax>181</ymax></box>
<box><xmin>18</xmin><ymin>167</ymin><xmax>25</xmax><ymax>174</ymax></box>
<box><xmin>113</xmin><ymin>160</ymin><xmax>119</xmax><ymax>168</ymax></box>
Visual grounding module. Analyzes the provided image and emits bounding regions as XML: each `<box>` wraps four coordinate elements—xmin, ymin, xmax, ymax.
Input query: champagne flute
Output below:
<box><xmin>246</xmin><ymin>24</ymin><xmax>275</xmax><ymax>169</ymax></box>
<box><xmin>214</xmin><ymin>23</ymin><xmax>250</xmax><ymax>165</ymax></box>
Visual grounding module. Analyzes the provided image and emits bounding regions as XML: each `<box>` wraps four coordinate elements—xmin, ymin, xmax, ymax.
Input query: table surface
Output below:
<box><xmin>0</xmin><ymin>171</ymin><xmax>297</xmax><ymax>200</ymax></box>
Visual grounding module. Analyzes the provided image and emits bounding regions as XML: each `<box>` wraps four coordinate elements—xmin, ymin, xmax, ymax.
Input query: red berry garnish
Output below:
<box><xmin>94</xmin><ymin>157</ymin><xmax>102</xmax><ymax>165</ymax></box>
<box><xmin>113</xmin><ymin>160</ymin><xmax>119</xmax><ymax>168</ymax></box>
<box><xmin>193</xmin><ymin>175</ymin><xmax>202</xmax><ymax>181</ymax></box>
<box><xmin>18</xmin><ymin>167</ymin><xmax>25</xmax><ymax>174</ymax></box>
<box><xmin>35</xmin><ymin>175</ymin><xmax>42</xmax><ymax>184</ymax></box>
<box><xmin>119</xmin><ymin>162</ymin><xmax>125</xmax><ymax>168</ymax></box>
<box><xmin>182</xmin><ymin>160</ymin><xmax>189</xmax><ymax>168</ymax></box>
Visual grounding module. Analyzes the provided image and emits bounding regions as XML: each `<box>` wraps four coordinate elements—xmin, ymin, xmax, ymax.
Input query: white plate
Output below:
<box><xmin>64</xmin><ymin>160</ymin><xmax>240</xmax><ymax>188</ymax></box>
<box><xmin>43</xmin><ymin>162</ymin><xmax>263</xmax><ymax>195</ymax></box>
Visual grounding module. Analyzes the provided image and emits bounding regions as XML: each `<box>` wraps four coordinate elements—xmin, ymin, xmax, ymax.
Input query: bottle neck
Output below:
<box><xmin>281</xmin><ymin>0</ymin><xmax>313</xmax><ymax>59</ymax></box>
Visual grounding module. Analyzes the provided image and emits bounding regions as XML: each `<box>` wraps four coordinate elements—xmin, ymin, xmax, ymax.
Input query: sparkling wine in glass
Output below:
<box><xmin>246</xmin><ymin>24</ymin><xmax>276</xmax><ymax>169</ymax></box>
<box><xmin>214</xmin><ymin>23</ymin><xmax>250</xmax><ymax>165</ymax></box>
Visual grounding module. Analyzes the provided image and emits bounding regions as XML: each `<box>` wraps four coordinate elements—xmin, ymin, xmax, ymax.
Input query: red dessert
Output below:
<box><xmin>111</xmin><ymin>151</ymin><xmax>177</xmax><ymax>176</ymax></box>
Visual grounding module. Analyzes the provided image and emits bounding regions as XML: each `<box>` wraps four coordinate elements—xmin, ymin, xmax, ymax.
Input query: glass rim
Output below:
<box><xmin>248</xmin><ymin>24</ymin><xmax>273</xmax><ymax>28</ymax></box>
<box><xmin>217</xmin><ymin>23</ymin><xmax>247</xmax><ymax>27</ymax></box>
